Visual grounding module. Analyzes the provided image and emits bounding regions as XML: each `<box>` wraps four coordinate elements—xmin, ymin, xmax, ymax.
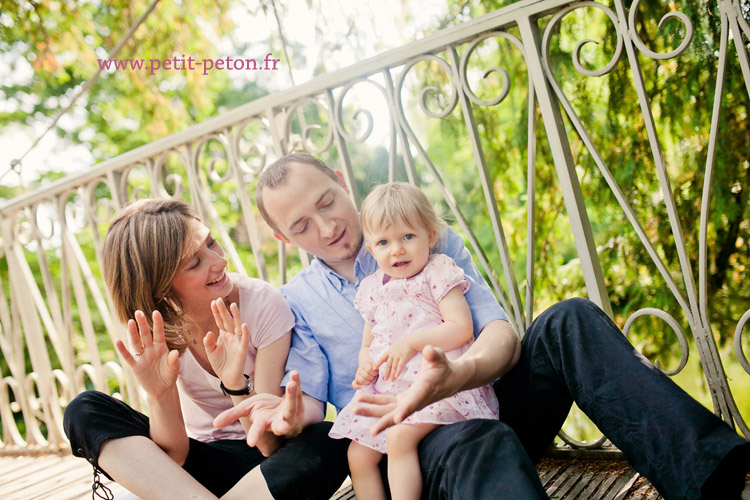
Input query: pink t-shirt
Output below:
<box><xmin>176</xmin><ymin>274</ymin><xmax>294</xmax><ymax>442</ymax></box>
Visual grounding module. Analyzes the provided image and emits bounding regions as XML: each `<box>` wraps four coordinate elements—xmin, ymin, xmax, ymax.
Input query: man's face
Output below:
<box><xmin>263</xmin><ymin>162</ymin><xmax>363</xmax><ymax>268</ymax></box>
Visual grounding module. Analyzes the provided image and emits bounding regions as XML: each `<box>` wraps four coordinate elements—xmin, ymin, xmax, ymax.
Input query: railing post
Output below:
<box><xmin>516</xmin><ymin>15</ymin><xmax>613</xmax><ymax>318</ymax></box>
<box><xmin>1</xmin><ymin>215</ymin><xmax>65</xmax><ymax>449</ymax></box>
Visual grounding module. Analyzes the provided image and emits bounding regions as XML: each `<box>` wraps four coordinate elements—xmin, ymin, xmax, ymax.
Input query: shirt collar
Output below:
<box><xmin>314</xmin><ymin>243</ymin><xmax>375</xmax><ymax>291</ymax></box>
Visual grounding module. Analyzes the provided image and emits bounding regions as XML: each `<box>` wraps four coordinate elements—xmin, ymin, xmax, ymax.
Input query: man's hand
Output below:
<box><xmin>355</xmin><ymin>345</ymin><xmax>464</xmax><ymax>434</ymax></box>
<box><xmin>375</xmin><ymin>337</ymin><xmax>417</xmax><ymax>381</ymax></box>
<box><xmin>214</xmin><ymin>371</ymin><xmax>305</xmax><ymax>447</ymax></box>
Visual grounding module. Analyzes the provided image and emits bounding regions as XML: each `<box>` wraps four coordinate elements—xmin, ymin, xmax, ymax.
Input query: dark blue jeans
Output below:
<box><xmin>417</xmin><ymin>298</ymin><xmax>749</xmax><ymax>500</ymax></box>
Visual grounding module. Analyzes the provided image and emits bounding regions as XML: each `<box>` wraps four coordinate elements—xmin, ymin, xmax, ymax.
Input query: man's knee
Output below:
<box><xmin>526</xmin><ymin>297</ymin><xmax>613</xmax><ymax>344</ymax></box>
<box><xmin>418</xmin><ymin>420</ymin><xmax>544</xmax><ymax>499</ymax></box>
<box><xmin>419</xmin><ymin>419</ymin><xmax>525</xmax><ymax>465</ymax></box>
<box><xmin>539</xmin><ymin>297</ymin><xmax>599</xmax><ymax>324</ymax></box>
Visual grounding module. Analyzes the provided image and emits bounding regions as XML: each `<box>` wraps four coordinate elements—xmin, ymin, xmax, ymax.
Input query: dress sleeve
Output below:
<box><xmin>426</xmin><ymin>254</ymin><xmax>470</xmax><ymax>305</ymax></box>
<box><xmin>354</xmin><ymin>275</ymin><xmax>377</xmax><ymax>325</ymax></box>
<box><xmin>437</xmin><ymin>228</ymin><xmax>508</xmax><ymax>335</ymax></box>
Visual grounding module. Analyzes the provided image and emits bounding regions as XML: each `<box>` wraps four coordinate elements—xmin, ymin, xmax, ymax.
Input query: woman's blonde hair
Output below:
<box><xmin>360</xmin><ymin>182</ymin><xmax>446</xmax><ymax>247</ymax></box>
<box><xmin>102</xmin><ymin>198</ymin><xmax>199</xmax><ymax>353</ymax></box>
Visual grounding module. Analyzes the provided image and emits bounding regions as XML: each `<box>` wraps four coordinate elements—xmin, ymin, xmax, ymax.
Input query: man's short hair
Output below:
<box><xmin>255</xmin><ymin>153</ymin><xmax>340</xmax><ymax>235</ymax></box>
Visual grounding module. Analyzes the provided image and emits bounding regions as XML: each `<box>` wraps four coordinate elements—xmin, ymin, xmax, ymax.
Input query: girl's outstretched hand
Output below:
<box><xmin>115</xmin><ymin>310</ymin><xmax>180</xmax><ymax>399</ymax></box>
<box><xmin>205</xmin><ymin>298</ymin><xmax>250</xmax><ymax>390</ymax></box>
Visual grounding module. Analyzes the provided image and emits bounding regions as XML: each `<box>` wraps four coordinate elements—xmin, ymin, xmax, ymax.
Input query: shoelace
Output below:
<box><xmin>91</xmin><ymin>469</ymin><xmax>114</xmax><ymax>500</ymax></box>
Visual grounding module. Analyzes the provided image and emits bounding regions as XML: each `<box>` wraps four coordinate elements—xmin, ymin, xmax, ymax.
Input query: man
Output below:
<box><xmin>217</xmin><ymin>153</ymin><xmax>749</xmax><ymax>499</ymax></box>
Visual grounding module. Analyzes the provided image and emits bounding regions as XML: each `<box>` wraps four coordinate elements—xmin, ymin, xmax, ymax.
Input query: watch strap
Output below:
<box><xmin>220</xmin><ymin>374</ymin><xmax>252</xmax><ymax>396</ymax></box>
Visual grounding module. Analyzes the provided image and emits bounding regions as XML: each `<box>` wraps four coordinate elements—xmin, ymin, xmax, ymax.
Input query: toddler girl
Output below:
<box><xmin>329</xmin><ymin>182</ymin><xmax>499</xmax><ymax>500</ymax></box>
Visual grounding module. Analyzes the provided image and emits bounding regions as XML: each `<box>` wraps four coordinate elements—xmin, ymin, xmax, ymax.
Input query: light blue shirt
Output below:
<box><xmin>281</xmin><ymin>227</ymin><xmax>508</xmax><ymax>412</ymax></box>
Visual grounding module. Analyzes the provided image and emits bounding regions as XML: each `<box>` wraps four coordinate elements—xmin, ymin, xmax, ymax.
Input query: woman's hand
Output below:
<box><xmin>204</xmin><ymin>298</ymin><xmax>250</xmax><ymax>390</ymax></box>
<box><xmin>375</xmin><ymin>337</ymin><xmax>417</xmax><ymax>381</ymax></box>
<box><xmin>115</xmin><ymin>310</ymin><xmax>180</xmax><ymax>399</ymax></box>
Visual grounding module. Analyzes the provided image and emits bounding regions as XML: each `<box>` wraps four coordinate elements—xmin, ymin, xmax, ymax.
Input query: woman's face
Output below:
<box><xmin>169</xmin><ymin>219</ymin><xmax>232</xmax><ymax>315</ymax></box>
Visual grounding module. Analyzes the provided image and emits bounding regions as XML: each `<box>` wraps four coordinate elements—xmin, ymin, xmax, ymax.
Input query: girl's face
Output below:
<box><xmin>365</xmin><ymin>218</ymin><xmax>436</xmax><ymax>280</ymax></box>
<box><xmin>169</xmin><ymin>219</ymin><xmax>233</xmax><ymax>315</ymax></box>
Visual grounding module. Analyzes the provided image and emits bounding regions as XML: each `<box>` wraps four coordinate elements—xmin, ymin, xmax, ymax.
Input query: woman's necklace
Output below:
<box><xmin>181</xmin><ymin>327</ymin><xmax>198</xmax><ymax>345</ymax></box>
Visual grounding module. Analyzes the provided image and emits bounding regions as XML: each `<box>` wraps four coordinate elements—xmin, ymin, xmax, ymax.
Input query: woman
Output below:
<box><xmin>63</xmin><ymin>199</ymin><xmax>347</xmax><ymax>500</ymax></box>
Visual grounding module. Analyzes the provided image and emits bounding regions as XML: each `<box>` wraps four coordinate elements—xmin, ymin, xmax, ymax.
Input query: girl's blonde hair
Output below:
<box><xmin>102</xmin><ymin>198</ymin><xmax>199</xmax><ymax>354</ymax></box>
<box><xmin>360</xmin><ymin>182</ymin><xmax>446</xmax><ymax>247</ymax></box>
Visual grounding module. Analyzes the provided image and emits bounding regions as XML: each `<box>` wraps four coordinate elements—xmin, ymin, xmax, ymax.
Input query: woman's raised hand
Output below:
<box><xmin>204</xmin><ymin>298</ymin><xmax>250</xmax><ymax>390</ymax></box>
<box><xmin>115</xmin><ymin>310</ymin><xmax>180</xmax><ymax>398</ymax></box>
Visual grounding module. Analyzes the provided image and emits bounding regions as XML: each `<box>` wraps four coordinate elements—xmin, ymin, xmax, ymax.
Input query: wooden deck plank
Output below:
<box><xmin>6</xmin><ymin>466</ymin><xmax>92</xmax><ymax>500</ymax></box>
<box><xmin>577</xmin><ymin>474</ymin><xmax>609</xmax><ymax>499</ymax></box>
<box><xmin>0</xmin><ymin>455</ymin><xmax>64</xmax><ymax>485</ymax></box>
<box><xmin>2</xmin><ymin>456</ymin><xmax>85</xmax><ymax>499</ymax></box>
<box><xmin>550</xmin><ymin>469</ymin><xmax>583</xmax><ymax>499</ymax></box>
<box><xmin>604</xmin><ymin>471</ymin><xmax>639</xmax><ymax>500</ymax></box>
<box><xmin>564</xmin><ymin>472</ymin><xmax>596</xmax><ymax>499</ymax></box>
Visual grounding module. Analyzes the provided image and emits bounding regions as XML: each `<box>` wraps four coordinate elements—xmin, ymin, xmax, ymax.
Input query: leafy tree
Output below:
<box><xmin>0</xmin><ymin>0</ymin><xmax>265</xmax><ymax>164</ymax></box>
<box><xmin>413</xmin><ymin>0</ymin><xmax>750</xmax><ymax>354</ymax></box>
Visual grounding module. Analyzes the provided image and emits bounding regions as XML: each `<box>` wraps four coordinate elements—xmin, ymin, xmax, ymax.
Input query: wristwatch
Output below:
<box><xmin>220</xmin><ymin>374</ymin><xmax>253</xmax><ymax>396</ymax></box>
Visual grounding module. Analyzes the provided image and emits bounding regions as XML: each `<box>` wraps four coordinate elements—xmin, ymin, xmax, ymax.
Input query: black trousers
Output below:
<box><xmin>417</xmin><ymin>298</ymin><xmax>749</xmax><ymax>500</ymax></box>
<box><xmin>63</xmin><ymin>391</ymin><xmax>349</xmax><ymax>499</ymax></box>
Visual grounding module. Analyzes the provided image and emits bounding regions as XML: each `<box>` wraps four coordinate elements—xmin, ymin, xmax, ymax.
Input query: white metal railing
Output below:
<box><xmin>1</xmin><ymin>0</ymin><xmax>748</xmax><ymax>452</ymax></box>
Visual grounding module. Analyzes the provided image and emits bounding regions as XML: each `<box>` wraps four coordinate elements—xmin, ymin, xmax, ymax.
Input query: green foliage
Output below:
<box><xmin>0</xmin><ymin>0</ymin><xmax>265</xmax><ymax>162</ymax></box>
<box><xmin>415</xmin><ymin>0</ymin><xmax>750</xmax><ymax>360</ymax></box>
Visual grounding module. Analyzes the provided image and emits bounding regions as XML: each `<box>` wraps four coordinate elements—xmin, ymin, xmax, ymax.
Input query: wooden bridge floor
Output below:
<box><xmin>1</xmin><ymin>452</ymin><xmax>748</xmax><ymax>499</ymax></box>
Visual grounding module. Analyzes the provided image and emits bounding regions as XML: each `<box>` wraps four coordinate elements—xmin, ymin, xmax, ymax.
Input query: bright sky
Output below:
<box><xmin>0</xmin><ymin>0</ymin><xmax>447</xmax><ymax>189</ymax></box>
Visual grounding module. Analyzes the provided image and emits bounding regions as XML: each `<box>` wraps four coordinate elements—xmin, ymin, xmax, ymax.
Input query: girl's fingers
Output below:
<box><xmin>394</xmin><ymin>359</ymin><xmax>402</xmax><ymax>379</ymax></box>
<box><xmin>374</xmin><ymin>353</ymin><xmax>386</xmax><ymax>369</ymax></box>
